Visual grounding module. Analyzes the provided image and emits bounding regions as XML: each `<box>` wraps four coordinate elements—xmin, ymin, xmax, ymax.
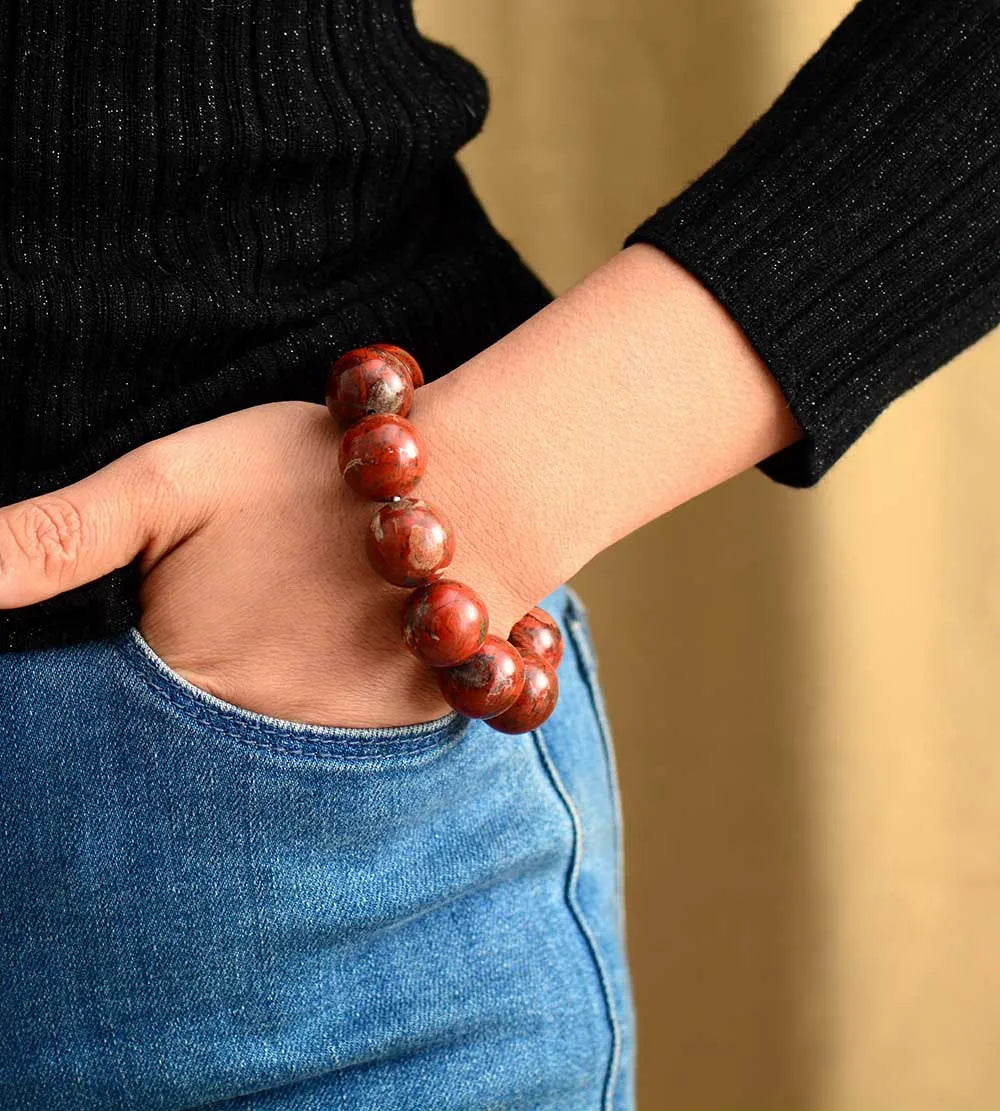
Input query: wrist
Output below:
<box><xmin>415</xmin><ymin>243</ymin><xmax>802</xmax><ymax>606</ymax></box>
<box><xmin>415</xmin><ymin>368</ymin><xmax>584</xmax><ymax>632</ymax></box>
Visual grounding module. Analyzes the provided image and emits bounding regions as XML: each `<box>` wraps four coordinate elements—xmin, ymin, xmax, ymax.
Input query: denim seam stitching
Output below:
<box><xmin>112</xmin><ymin>636</ymin><xmax>460</xmax><ymax>762</ymax></box>
<box><xmin>533</xmin><ymin>723</ymin><xmax>622</xmax><ymax>1110</ymax></box>
<box><xmin>563</xmin><ymin>590</ymin><xmax>628</xmax><ymax>940</ymax></box>
<box><xmin>121</xmin><ymin>626</ymin><xmax>460</xmax><ymax>743</ymax></box>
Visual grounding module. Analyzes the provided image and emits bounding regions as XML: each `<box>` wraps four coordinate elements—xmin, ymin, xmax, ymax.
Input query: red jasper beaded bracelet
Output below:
<box><xmin>325</xmin><ymin>343</ymin><xmax>562</xmax><ymax>735</ymax></box>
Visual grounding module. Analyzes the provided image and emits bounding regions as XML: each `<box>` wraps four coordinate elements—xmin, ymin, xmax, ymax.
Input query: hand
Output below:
<box><xmin>0</xmin><ymin>398</ymin><xmax>543</xmax><ymax>728</ymax></box>
<box><xmin>0</xmin><ymin>244</ymin><xmax>802</xmax><ymax>731</ymax></box>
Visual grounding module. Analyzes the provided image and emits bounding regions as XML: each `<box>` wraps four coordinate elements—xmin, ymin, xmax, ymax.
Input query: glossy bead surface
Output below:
<box><xmin>338</xmin><ymin>414</ymin><xmax>426</xmax><ymax>501</ymax></box>
<box><xmin>401</xmin><ymin>579</ymin><xmax>488</xmax><ymax>667</ymax></box>
<box><xmin>509</xmin><ymin>606</ymin><xmax>564</xmax><ymax>669</ymax></box>
<box><xmin>487</xmin><ymin>652</ymin><xmax>560</xmax><ymax>734</ymax></box>
<box><xmin>437</xmin><ymin>635</ymin><xmax>525</xmax><ymax>720</ymax></box>
<box><xmin>372</xmin><ymin>342</ymin><xmax>425</xmax><ymax>388</ymax></box>
<box><xmin>326</xmin><ymin>350</ymin><xmax>413</xmax><ymax>426</ymax></box>
<box><xmin>367</xmin><ymin>499</ymin><xmax>455</xmax><ymax>588</ymax></box>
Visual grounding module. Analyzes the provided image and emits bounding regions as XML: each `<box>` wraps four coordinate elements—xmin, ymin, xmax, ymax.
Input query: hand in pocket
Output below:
<box><xmin>0</xmin><ymin>400</ymin><xmax>538</xmax><ymax>728</ymax></box>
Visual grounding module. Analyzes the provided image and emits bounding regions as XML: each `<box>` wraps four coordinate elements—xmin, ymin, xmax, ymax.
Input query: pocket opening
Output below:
<box><xmin>113</xmin><ymin>624</ymin><xmax>469</xmax><ymax>761</ymax></box>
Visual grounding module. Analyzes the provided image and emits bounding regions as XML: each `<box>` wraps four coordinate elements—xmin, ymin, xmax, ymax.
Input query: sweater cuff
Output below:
<box><xmin>624</xmin><ymin>0</ymin><xmax>1000</xmax><ymax>487</ymax></box>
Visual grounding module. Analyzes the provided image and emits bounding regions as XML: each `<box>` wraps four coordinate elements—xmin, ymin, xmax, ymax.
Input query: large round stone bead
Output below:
<box><xmin>367</xmin><ymin>499</ymin><xmax>455</xmax><ymax>588</ymax></box>
<box><xmin>338</xmin><ymin>414</ymin><xmax>426</xmax><ymax>501</ymax></box>
<box><xmin>326</xmin><ymin>348</ymin><xmax>413</xmax><ymax>427</ymax></box>
<box><xmin>487</xmin><ymin>652</ymin><xmax>560</xmax><ymax>734</ymax></box>
<box><xmin>401</xmin><ymin>579</ymin><xmax>488</xmax><ymax>667</ymax></box>
<box><xmin>437</xmin><ymin>635</ymin><xmax>525</xmax><ymax>719</ymax></box>
<box><xmin>372</xmin><ymin>342</ymin><xmax>425</xmax><ymax>388</ymax></box>
<box><xmin>509</xmin><ymin>606</ymin><xmax>564</xmax><ymax>669</ymax></box>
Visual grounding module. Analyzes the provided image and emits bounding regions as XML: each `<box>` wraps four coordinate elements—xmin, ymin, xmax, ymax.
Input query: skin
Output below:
<box><xmin>0</xmin><ymin>244</ymin><xmax>801</xmax><ymax>727</ymax></box>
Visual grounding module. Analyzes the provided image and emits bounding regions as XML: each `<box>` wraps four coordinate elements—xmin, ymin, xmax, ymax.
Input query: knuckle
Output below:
<box><xmin>128</xmin><ymin>441</ymin><xmax>185</xmax><ymax>518</ymax></box>
<box><xmin>4</xmin><ymin>496</ymin><xmax>88</xmax><ymax>577</ymax></box>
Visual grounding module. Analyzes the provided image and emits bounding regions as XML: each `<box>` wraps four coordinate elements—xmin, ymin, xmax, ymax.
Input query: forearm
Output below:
<box><xmin>418</xmin><ymin>243</ymin><xmax>802</xmax><ymax>624</ymax></box>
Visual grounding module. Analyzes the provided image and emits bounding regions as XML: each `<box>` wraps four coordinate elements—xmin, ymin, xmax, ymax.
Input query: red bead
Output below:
<box><xmin>509</xmin><ymin>606</ymin><xmax>564</xmax><ymax>669</ymax></box>
<box><xmin>437</xmin><ymin>635</ymin><xmax>525</xmax><ymax>719</ymax></box>
<box><xmin>328</xmin><ymin>347</ymin><xmax>382</xmax><ymax>394</ymax></box>
<box><xmin>367</xmin><ymin>498</ymin><xmax>455</xmax><ymax>588</ymax></box>
<box><xmin>401</xmin><ymin>579</ymin><xmax>489</xmax><ymax>667</ymax></box>
<box><xmin>338</xmin><ymin>414</ymin><xmax>426</xmax><ymax>501</ymax></box>
<box><xmin>372</xmin><ymin>343</ymin><xmax>425</xmax><ymax>388</ymax></box>
<box><xmin>326</xmin><ymin>350</ymin><xmax>413</xmax><ymax>426</ymax></box>
<box><xmin>487</xmin><ymin>652</ymin><xmax>560</xmax><ymax>734</ymax></box>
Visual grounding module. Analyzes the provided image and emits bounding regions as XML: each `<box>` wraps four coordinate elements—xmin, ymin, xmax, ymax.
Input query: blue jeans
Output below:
<box><xmin>0</xmin><ymin>584</ymin><xmax>634</xmax><ymax>1110</ymax></box>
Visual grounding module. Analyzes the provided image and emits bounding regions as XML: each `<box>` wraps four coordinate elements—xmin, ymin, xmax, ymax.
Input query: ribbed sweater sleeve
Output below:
<box><xmin>624</xmin><ymin>0</ymin><xmax>1000</xmax><ymax>487</ymax></box>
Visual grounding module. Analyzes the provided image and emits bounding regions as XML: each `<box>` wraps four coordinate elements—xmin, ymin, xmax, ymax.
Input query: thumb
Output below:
<box><xmin>0</xmin><ymin>445</ymin><xmax>195</xmax><ymax>610</ymax></box>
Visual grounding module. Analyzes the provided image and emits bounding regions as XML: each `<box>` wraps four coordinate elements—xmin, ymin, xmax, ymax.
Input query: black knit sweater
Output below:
<box><xmin>1</xmin><ymin>0</ymin><xmax>998</xmax><ymax>652</ymax></box>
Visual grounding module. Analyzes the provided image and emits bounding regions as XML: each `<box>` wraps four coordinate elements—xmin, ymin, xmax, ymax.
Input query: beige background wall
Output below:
<box><xmin>417</xmin><ymin>2</ymin><xmax>1000</xmax><ymax>1107</ymax></box>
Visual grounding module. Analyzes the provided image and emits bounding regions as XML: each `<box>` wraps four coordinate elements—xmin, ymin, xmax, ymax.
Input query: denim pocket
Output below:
<box><xmin>112</xmin><ymin>623</ymin><xmax>469</xmax><ymax>764</ymax></box>
<box><xmin>1</xmin><ymin>586</ymin><xmax>634</xmax><ymax>1110</ymax></box>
